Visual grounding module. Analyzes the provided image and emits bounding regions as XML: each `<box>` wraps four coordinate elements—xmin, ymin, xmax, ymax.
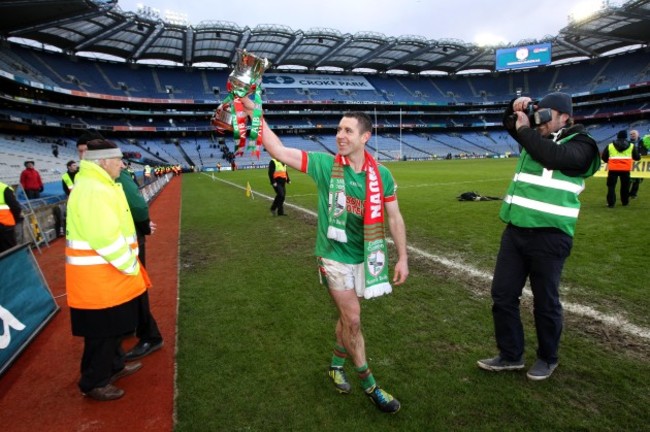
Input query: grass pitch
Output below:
<box><xmin>175</xmin><ymin>159</ymin><xmax>649</xmax><ymax>431</ymax></box>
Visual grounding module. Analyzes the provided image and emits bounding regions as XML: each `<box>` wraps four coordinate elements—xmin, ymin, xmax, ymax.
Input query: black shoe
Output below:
<box><xmin>278</xmin><ymin>213</ymin><xmax>287</xmax><ymax>216</ymax></box>
<box><xmin>270</xmin><ymin>208</ymin><xmax>276</xmax><ymax>216</ymax></box>
<box><xmin>125</xmin><ymin>340</ymin><xmax>163</xmax><ymax>362</ymax></box>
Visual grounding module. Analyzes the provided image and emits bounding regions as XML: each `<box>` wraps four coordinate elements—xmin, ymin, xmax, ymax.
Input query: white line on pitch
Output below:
<box><xmin>207</xmin><ymin>174</ymin><xmax>650</xmax><ymax>341</ymax></box>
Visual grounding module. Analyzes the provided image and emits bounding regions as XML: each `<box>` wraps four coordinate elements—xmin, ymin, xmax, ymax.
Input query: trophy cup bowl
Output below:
<box><xmin>211</xmin><ymin>104</ymin><xmax>234</xmax><ymax>131</ymax></box>
<box><xmin>228</xmin><ymin>49</ymin><xmax>272</xmax><ymax>95</ymax></box>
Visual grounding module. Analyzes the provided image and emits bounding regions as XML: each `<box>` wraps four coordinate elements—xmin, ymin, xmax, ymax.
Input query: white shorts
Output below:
<box><xmin>317</xmin><ymin>257</ymin><xmax>365</xmax><ymax>297</ymax></box>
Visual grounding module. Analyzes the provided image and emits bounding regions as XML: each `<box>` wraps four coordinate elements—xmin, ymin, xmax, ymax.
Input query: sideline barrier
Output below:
<box><xmin>140</xmin><ymin>173</ymin><xmax>172</xmax><ymax>202</ymax></box>
<box><xmin>14</xmin><ymin>173</ymin><xmax>173</xmax><ymax>247</ymax></box>
<box><xmin>0</xmin><ymin>244</ymin><xmax>59</xmax><ymax>376</ymax></box>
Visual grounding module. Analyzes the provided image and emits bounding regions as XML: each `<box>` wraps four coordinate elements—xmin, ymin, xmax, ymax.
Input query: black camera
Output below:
<box><xmin>524</xmin><ymin>104</ymin><xmax>552</xmax><ymax>125</ymax></box>
<box><xmin>507</xmin><ymin>103</ymin><xmax>552</xmax><ymax>128</ymax></box>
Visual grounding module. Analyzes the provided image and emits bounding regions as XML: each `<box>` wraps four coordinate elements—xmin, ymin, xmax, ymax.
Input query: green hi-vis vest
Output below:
<box><xmin>500</xmin><ymin>133</ymin><xmax>600</xmax><ymax>237</ymax></box>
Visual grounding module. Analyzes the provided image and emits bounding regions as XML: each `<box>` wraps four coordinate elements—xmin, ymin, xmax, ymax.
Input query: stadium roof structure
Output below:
<box><xmin>1</xmin><ymin>0</ymin><xmax>649</xmax><ymax>74</ymax></box>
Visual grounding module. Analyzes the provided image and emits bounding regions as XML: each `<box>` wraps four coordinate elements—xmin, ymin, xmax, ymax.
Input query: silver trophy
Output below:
<box><xmin>211</xmin><ymin>104</ymin><xmax>234</xmax><ymax>131</ymax></box>
<box><xmin>211</xmin><ymin>49</ymin><xmax>271</xmax><ymax>132</ymax></box>
<box><xmin>228</xmin><ymin>49</ymin><xmax>272</xmax><ymax>95</ymax></box>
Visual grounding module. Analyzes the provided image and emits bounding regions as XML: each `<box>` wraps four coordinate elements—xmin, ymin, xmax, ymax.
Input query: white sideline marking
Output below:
<box><xmin>207</xmin><ymin>174</ymin><xmax>650</xmax><ymax>341</ymax></box>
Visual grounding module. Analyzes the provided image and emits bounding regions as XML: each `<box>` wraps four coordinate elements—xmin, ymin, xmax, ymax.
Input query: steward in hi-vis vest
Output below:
<box><xmin>0</xmin><ymin>182</ymin><xmax>23</xmax><ymax>253</ymax></box>
<box><xmin>268</xmin><ymin>158</ymin><xmax>291</xmax><ymax>216</ymax></box>
<box><xmin>65</xmin><ymin>139</ymin><xmax>150</xmax><ymax>401</ymax></box>
<box><xmin>61</xmin><ymin>160</ymin><xmax>78</xmax><ymax>196</ymax></box>
<box><xmin>66</xmin><ymin>159</ymin><xmax>149</xmax><ymax>309</ymax></box>
<box><xmin>601</xmin><ymin>130</ymin><xmax>640</xmax><ymax>208</ymax></box>
<box><xmin>605</xmin><ymin>142</ymin><xmax>634</xmax><ymax>171</ymax></box>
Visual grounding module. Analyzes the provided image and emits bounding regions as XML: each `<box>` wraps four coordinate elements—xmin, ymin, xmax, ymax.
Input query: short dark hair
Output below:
<box><xmin>66</xmin><ymin>160</ymin><xmax>76</xmax><ymax>168</ymax></box>
<box><xmin>342</xmin><ymin>111</ymin><xmax>373</xmax><ymax>134</ymax></box>
<box><xmin>86</xmin><ymin>139</ymin><xmax>118</xmax><ymax>151</ymax></box>
<box><xmin>77</xmin><ymin>130</ymin><xmax>104</xmax><ymax>146</ymax></box>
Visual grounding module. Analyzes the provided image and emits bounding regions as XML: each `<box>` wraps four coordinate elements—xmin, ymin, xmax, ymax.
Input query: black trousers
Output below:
<box><xmin>629</xmin><ymin>178</ymin><xmax>643</xmax><ymax>197</ymax></box>
<box><xmin>491</xmin><ymin>224</ymin><xmax>572</xmax><ymax>364</ymax></box>
<box><xmin>606</xmin><ymin>171</ymin><xmax>631</xmax><ymax>206</ymax></box>
<box><xmin>0</xmin><ymin>225</ymin><xmax>17</xmax><ymax>253</ymax></box>
<box><xmin>79</xmin><ymin>335</ymin><xmax>126</xmax><ymax>392</ymax></box>
<box><xmin>271</xmin><ymin>179</ymin><xmax>287</xmax><ymax>215</ymax></box>
<box><xmin>134</xmin><ymin>234</ymin><xmax>162</xmax><ymax>344</ymax></box>
<box><xmin>134</xmin><ymin>290</ymin><xmax>162</xmax><ymax>343</ymax></box>
<box><xmin>25</xmin><ymin>189</ymin><xmax>40</xmax><ymax>199</ymax></box>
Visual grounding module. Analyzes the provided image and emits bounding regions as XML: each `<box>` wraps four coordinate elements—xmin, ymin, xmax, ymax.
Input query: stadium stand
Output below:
<box><xmin>0</xmin><ymin>0</ymin><xmax>648</xmax><ymax>180</ymax></box>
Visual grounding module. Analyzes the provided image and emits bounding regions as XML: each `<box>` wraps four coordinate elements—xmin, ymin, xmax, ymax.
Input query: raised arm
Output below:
<box><xmin>239</xmin><ymin>97</ymin><xmax>303</xmax><ymax>170</ymax></box>
<box><xmin>385</xmin><ymin>199</ymin><xmax>409</xmax><ymax>285</ymax></box>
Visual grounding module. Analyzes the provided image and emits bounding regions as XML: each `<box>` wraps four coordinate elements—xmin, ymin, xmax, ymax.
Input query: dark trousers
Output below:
<box><xmin>134</xmin><ymin>235</ymin><xmax>162</xmax><ymax>344</ymax></box>
<box><xmin>25</xmin><ymin>189</ymin><xmax>40</xmax><ymax>199</ymax></box>
<box><xmin>629</xmin><ymin>178</ymin><xmax>643</xmax><ymax>197</ymax></box>
<box><xmin>0</xmin><ymin>225</ymin><xmax>17</xmax><ymax>253</ymax></box>
<box><xmin>491</xmin><ymin>224</ymin><xmax>572</xmax><ymax>364</ymax></box>
<box><xmin>271</xmin><ymin>179</ymin><xmax>287</xmax><ymax>215</ymax></box>
<box><xmin>135</xmin><ymin>290</ymin><xmax>162</xmax><ymax>343</ymax></box>
<box><xmin>606</xmin><ymin>171</ymin><xmax>631</xmax><ymax>206</ymax></box>
<box><xmin>79</xmin><ymin>336</ymin><xmax>125</xmax><ymax>392</ymax></box>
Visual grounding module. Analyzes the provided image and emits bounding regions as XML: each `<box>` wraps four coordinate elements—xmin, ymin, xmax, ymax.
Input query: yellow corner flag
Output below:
<box><xmin>245</xmin><ymin>181</ymin><xmax>254</xmax><ymax>199</ymax></box>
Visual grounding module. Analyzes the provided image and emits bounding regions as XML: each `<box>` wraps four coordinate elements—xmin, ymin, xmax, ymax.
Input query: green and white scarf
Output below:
<box><xmin>327</xmin><ymin>151</ymin><xmax>392</xmax><ymax>299</ymax></box>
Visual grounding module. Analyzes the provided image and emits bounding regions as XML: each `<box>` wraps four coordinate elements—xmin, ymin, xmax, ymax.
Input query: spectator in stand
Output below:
<box><xmin>20</xmin><ymin>161</ymin><xmax>43</xmax><ymax>199</ymax></box>
<box><xmin>62</xmin><ymin>160</ymin><xmax>79</xmax><ymax>196</ymax></box>
<box><xmin>628</xmin><ymin>130</ymin><xmax>647</xmax><ymax>199</ymax></box>
<box><xmin>0</xmin><ymin>181</ymin><xmax>23</xmax><ymax>253</ymax></box>
<box><xmin>601</xmin><ymin>130</ymin><xmax>640</xmax><ymax>208</ymax></box>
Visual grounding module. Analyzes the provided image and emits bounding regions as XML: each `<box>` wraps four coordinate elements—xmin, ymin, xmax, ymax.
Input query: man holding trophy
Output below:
<box><xmin>214</xmin><ymin>52</ymin><xmax>408</xmax><ymax>413</ymax></box>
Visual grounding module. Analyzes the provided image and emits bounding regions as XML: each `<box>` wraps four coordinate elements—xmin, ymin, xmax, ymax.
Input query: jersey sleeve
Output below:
<box><xmin>379</xmin><ymin>164</ymin><xmax>397</xmax><ymax>202</ymax></box>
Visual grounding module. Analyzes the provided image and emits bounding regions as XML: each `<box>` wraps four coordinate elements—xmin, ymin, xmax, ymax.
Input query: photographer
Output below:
<box><xmin>477</xmin><ymin>92</ymin><xmax>601</xmax><ymax>381</ymax></box>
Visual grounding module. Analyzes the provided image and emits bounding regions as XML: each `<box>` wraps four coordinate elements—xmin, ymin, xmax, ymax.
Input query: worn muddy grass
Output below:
<box><xmin>176</xmin><ymin>162</ymin><xmax>649</xmax><ymax>432</ymax></box>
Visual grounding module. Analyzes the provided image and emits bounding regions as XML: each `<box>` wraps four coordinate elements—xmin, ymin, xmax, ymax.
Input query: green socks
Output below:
<box><xmin>331</xmin><ymin>346</ymin><xmax>377</xmax><ymax>392</ymax></box>
<box><xmin>355</xmin><ymin>363</ymin><xmax>376</xmax><ymax>391</ymax></box>
<box><xmin>331</xmin><ymin>344</ymin><xmax>347</xmax><ymax>368</ymax></box>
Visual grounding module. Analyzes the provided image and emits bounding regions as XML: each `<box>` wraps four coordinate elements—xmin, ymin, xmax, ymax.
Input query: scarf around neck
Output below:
<box><xmin>327</xmin><ymin>151</ymin><xmax>392</xmax><ymax>299</ymax></box>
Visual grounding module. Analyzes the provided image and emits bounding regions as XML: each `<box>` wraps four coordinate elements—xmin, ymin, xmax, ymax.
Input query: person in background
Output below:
<box><xmin>62</xmin><ymin>160</ymin><xmax>79</xmax><ymax>196</ymax></box>
<box><xmin>20</xmin><ymin>161</ymin><xmax>43</xmax><ymax>200</ymax></box>
<box><xmin>628</xmin><ymin>129</ymin><xmax>646</xmax><ymax>199</ymax></box>
<box><xmin>268</xmin><ymin>158</ymin><xmax>290</xmax><ymax>216</ymax></box>
<box><xmin>143</xmin><ymin>165</ymin><xmax>152</xmax><ymax>184</ymax></box>
<box><xmin>77</xmin><ymin>129</ymin><xmax>104</xmax><ymax>160</ymax></box>
<box><xmin>601</xmin><ymin>130</ymin><xmax>640</xmax><ymax>208</ymax></box>
<box><xmin>65</xmin><ymin>139</ymin><xmax>148</xmax><ymax>401</ymax></box>
<box><xmin>240</xmin><ymin>97</ymin><xmax>409</xmax><ymax>414</ymax></box>
<box><xmin>0</xmin><ymin>181</ymin><xmax>23</xmax><ymax>253</ymax></box>
<box><xmin>116</xmin><ymin>158</ymin><xmax>164</xmax><ymax>362</ymax></box>
<box><xmin>477</xmin><ymin>92</ymin><xmax>601</xmax><ymax>380</ymax></box>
